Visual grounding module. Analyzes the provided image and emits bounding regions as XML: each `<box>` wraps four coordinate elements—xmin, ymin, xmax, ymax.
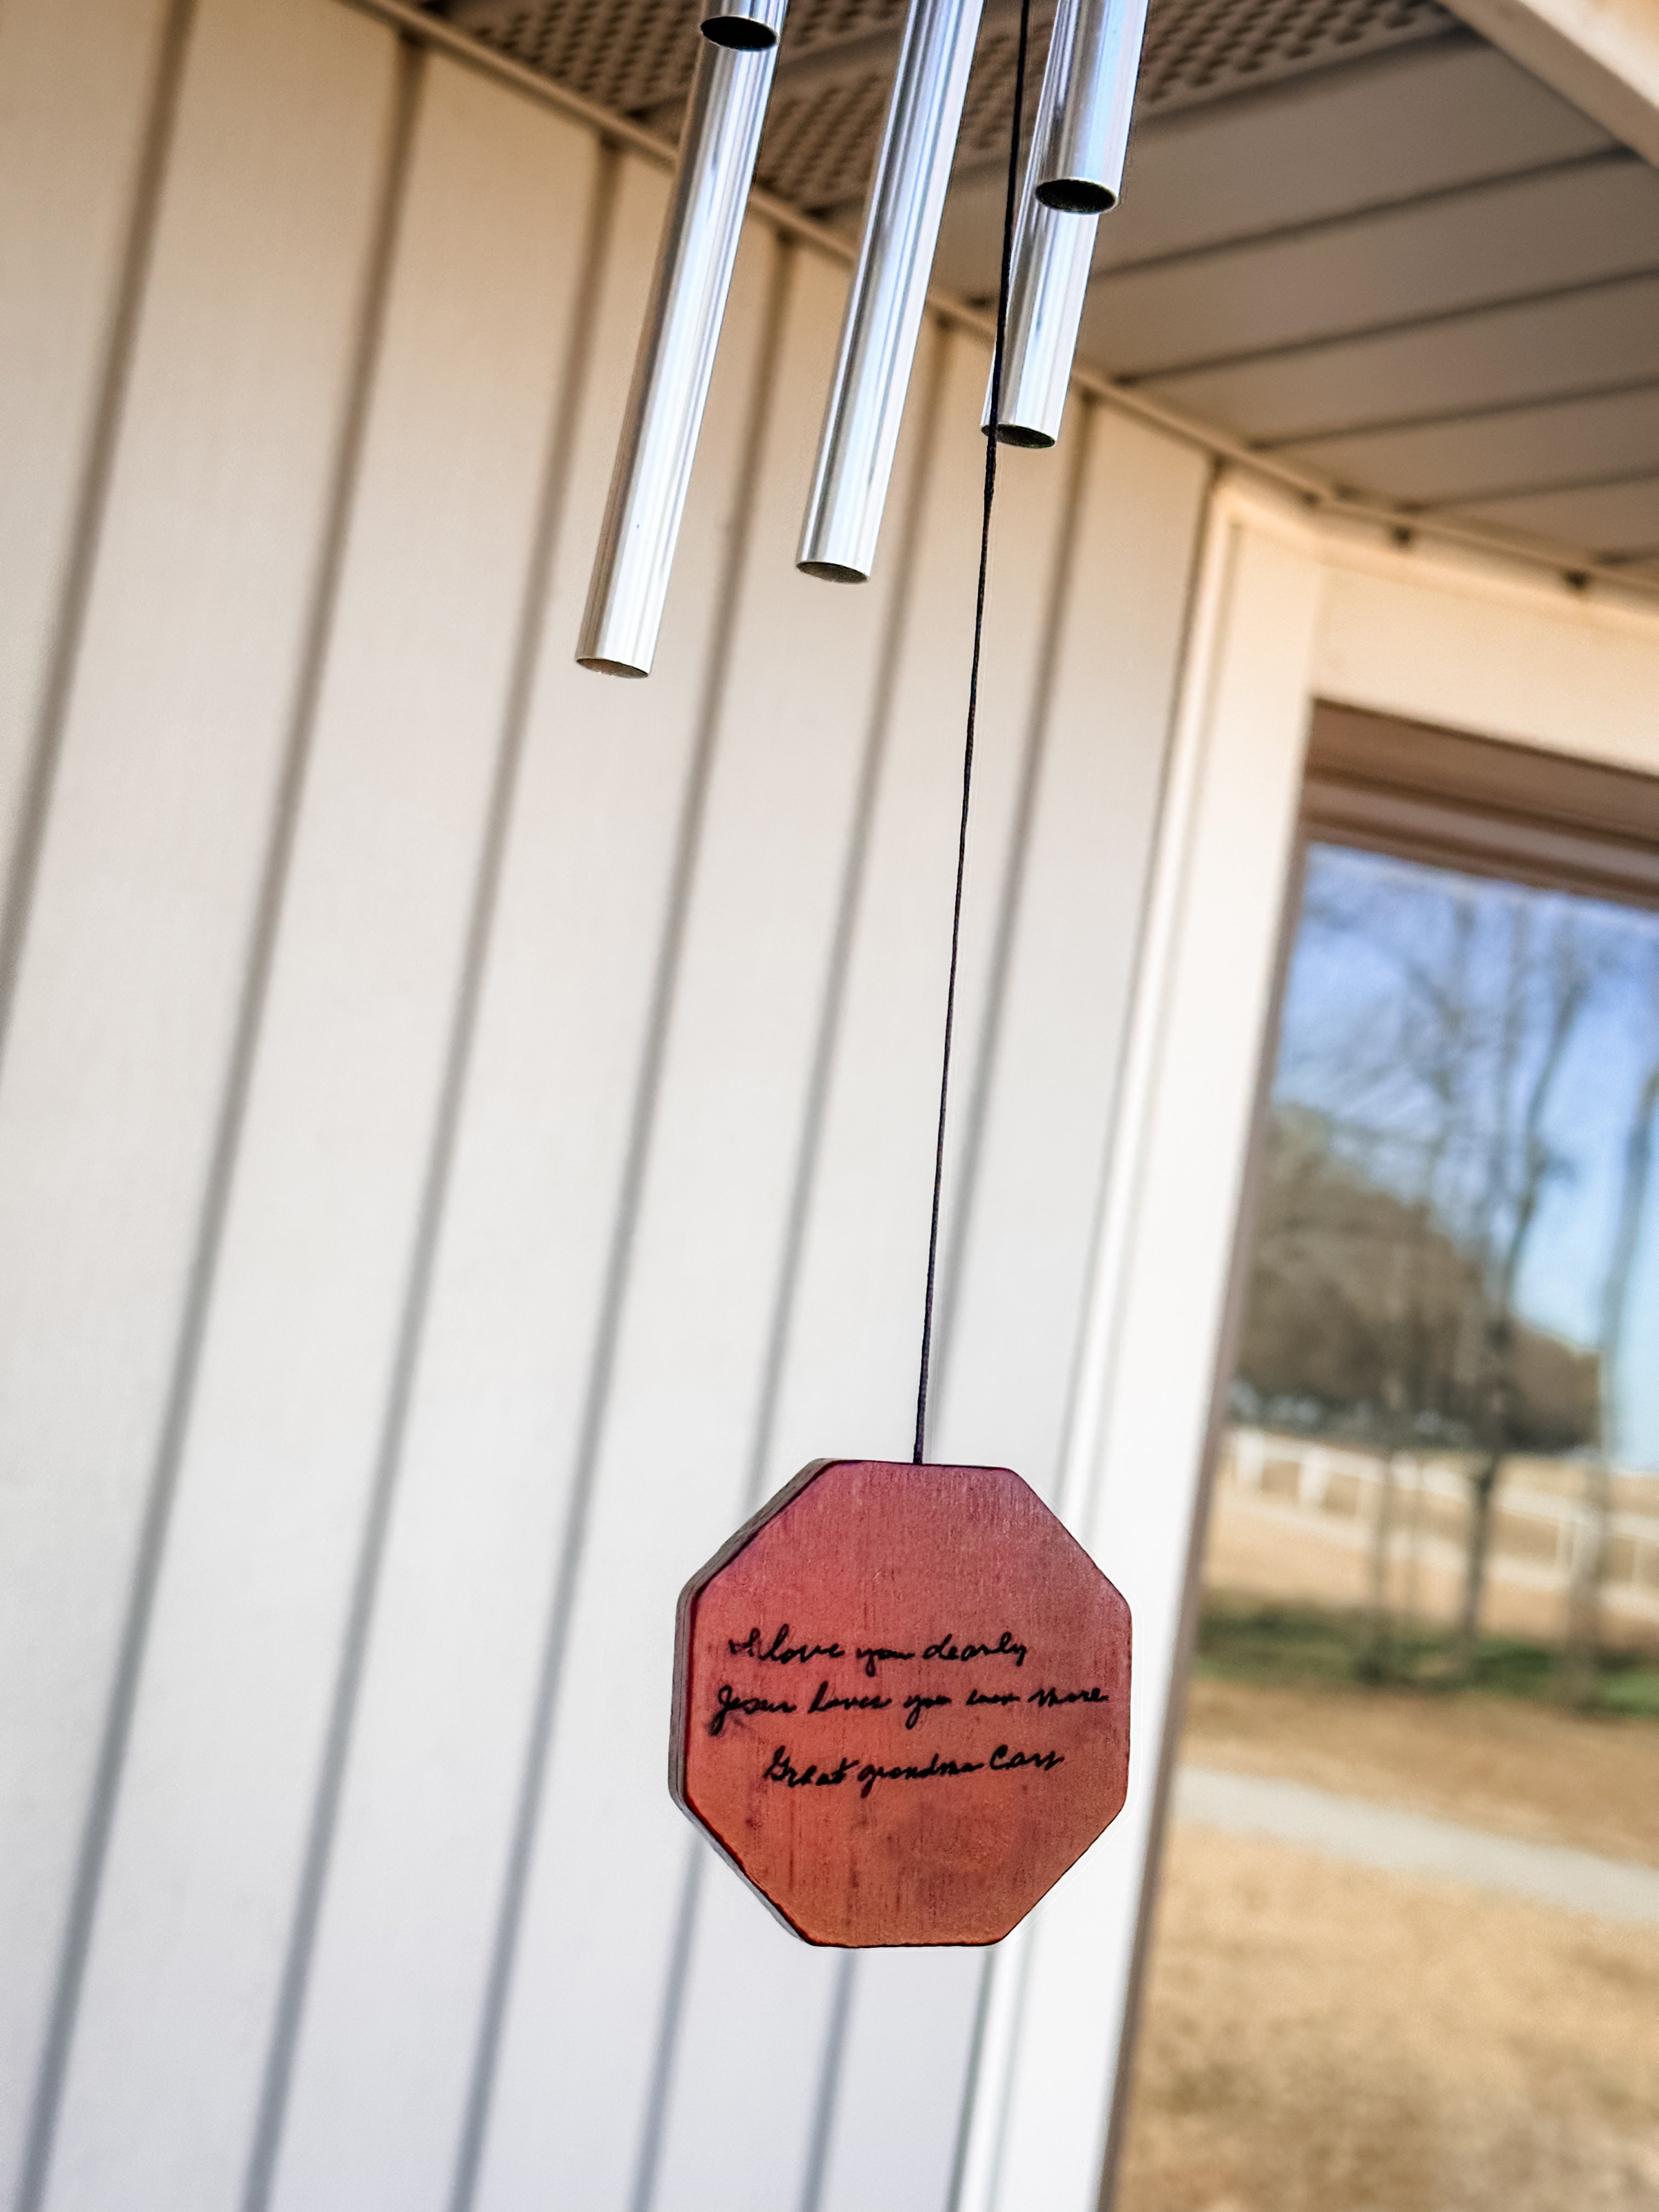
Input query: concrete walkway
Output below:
<box><xmin>1176</xmin><ymin>1765</ymin><xmax>1659</xmax><ymax>1927</ymax></box>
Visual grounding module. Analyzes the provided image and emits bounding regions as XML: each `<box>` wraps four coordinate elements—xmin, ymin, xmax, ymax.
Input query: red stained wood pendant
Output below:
<box><xmin>671</xmin><ymin>1459</ymin><xmax>1131</xmax><ymax>1947</ymax></box>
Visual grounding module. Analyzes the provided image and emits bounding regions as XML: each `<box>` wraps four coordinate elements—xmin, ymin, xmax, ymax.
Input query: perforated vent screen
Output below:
<box><xmin>1139</xmin><ymin>0</ymin><xmax>1453</xmax><ymax>109</ymax></box>
<box><xmin>446</xmin><ymin>0</ymin><xmax>1462</xmax><ymax>214</ymax></box>
<box><xmin>445</xmin><ymin>0</ymin><xmax>911</xmax><ymax>125</ymax></box>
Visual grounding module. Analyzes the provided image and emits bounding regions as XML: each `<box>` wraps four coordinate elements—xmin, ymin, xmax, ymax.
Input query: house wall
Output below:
<box><xmin>0</xmin><ymin>5</ymin><xmax>1210</xmax><ymax>2209</ymax></box>
<box><xmin>5</xmin><ymin>6</ymin><xmax>1658</xmax><ymax>2212</ymax></box>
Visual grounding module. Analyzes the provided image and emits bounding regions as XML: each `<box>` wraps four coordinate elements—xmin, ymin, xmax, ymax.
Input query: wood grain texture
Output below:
<box><xmin>673</xmin><ymin>1460</ymin><xmax>1131</xmax><ymax>1948</ymax></box>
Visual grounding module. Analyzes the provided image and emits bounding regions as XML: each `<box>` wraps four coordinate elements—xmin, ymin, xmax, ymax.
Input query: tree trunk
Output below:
<box><xmin>1404</xmin><ymin>1464</ymin><xmax>1425</xmax><ymax>1625</ymax></box>
<box><xmin>1453</xmin><ymin>1453</ymin><xmax>1503</xmax><ymax>1680</ymax></box>
<box><xmin>1566</xmin><ymin>1059</ymin><xmax>1659</xmax><ymax>1705</ymax></box>
<box><xmin>1357</xmin><ymin>1452</ymin><xmax>1397</xmax><ymax>1682</ymax></box>
<box><xmin>1563</xmin><ymin>1460</ymin><xmax>1612</xmax><ymax>1708</ymax></box>
<box><xmin>1454</xmin><ymin>914</ymin><xmax>1586</xmax><ymax>1685</ymax></box>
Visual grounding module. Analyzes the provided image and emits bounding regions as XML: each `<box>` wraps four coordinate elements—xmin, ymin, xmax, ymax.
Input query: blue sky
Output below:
<box><xmin>1274</xmin><ymin>843</ymin><xmax>1659</xmax><ymax>1472</ymax></box>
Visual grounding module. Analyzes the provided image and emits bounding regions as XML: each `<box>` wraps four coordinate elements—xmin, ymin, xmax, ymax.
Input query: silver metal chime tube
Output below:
<box><xmin>797</xmin><ymin>0</ymin><xmax>985</xmax><ymax>583</ymax></box>
<box><xmin>982</xmin><ymin>199</ymin><xmax>1094</xmax><ymax>450</ymax></box>
<box><xmin>982</xmin><ymin>3</ymin><xmax>1095</xmax><ymax>450</ymax></box>
<box><xmin>578</xmin><ymin>1</ymin><xmax>787</xmax><ymax>678</ymax></box>
<box><xmin>984</xmin><ymin>0</ymin><xmax>1148</xmax><ymax>449</ymax></box>
<box><xmin>1035</xmin><ymin>0</ymin><xmax>1149</xmax><ymax>212</ymax></box>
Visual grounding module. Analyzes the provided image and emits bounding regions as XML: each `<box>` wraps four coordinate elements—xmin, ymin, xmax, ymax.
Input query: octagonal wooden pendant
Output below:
<box><xmin>670</xmin><ymin>1458</ymin><xmax>1131</xmax><ymax>1947</ymax></box>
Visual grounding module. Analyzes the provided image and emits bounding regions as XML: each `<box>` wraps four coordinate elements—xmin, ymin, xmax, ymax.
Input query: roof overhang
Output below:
<box><xmin>398</xmin><ymin>0</ymin><xmax>1659</xmax><ymax>594</ymax></box>
<box><xmin>1450</xmin><ymin>0</ymin><xmax>1659</xmax><ymax>166</ymax></box>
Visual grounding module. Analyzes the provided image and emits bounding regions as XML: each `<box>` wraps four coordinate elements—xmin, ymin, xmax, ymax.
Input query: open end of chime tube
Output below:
<box><xmin>1033</xmin><ymin>177</ymin><xmax>1116</xmax><ymax>213</ymax></box>
<box><xmin>702</xmin><ymin>15</ymin><xmax>779</xmax><ymax>46</ymax></box>
<box><xmin>797</xmin><ymin>557</ymin><xmax>868</xmax><ymax>583</ymax></box>
<box><xmin>1035</xmin><ymin>0</ymin><xmax>1149</xmax><ymax>218</ymax></box>
<box><xmin>989</xmin><ymin>421</ymin><xmax>1057</xmax><ymax>449</ymax></box>
<box><xmin>576</xmin><ymin>653</ymin><xmax>650</xmax><ymax>678</ymax></box>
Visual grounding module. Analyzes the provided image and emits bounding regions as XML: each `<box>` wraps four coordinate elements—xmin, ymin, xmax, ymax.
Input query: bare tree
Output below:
<box><xmin>1294</xmin><ymin>877</ymin><xmax>1595</xmax><ymax>1679</ymax></box>
<box><xmin>1250</xmin><ymin>854</ymin><xmax>1608</xmax><ymax>1681</ymax></box>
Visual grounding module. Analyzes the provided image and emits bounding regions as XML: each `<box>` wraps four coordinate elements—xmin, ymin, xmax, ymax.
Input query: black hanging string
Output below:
<box><xmin>913</xmin><ymin>0</ymin><xmax>1034</xmax><ymax>1466</ymax></box>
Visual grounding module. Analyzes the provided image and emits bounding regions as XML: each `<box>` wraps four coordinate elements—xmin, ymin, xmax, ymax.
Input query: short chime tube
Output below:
<box><xmin>981</xmin><ymin>0</ymin><xmax>1096</xmax><ymax>452</ymax></box>
<box><xmin>577</xmin><ymin>0</ymin><xmax>786</xmax><ymax>678</ymax></box>
<box><xmin>985</xmin><ymin>0</ymin><xmax>1146</xmax><ymax>447</ymax></box>
<box><xmin>1034</xmin><ymin>0</ymin><xmax>1148</xmax><ymax>213</ymax></box>
<box><xmin>797</xmin><ymin>0</ymin><xmax>985</xmax><ymax>584</ymax></box>
<box><xmin>981</xmin><ymin>198</ymin><xmax>1096</xmax><ymax>450</ymax></box>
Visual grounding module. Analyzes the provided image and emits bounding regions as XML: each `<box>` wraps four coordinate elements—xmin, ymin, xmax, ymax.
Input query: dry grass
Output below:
<box><xmin>1116</xmin><ymin>1825</ymin><xmax>1659</xmax><ymax>2212</ymax></box>
<box><xmin>1204</xmin><ymin>1487</ymin><xmax>1659</xmax><ymax>1648</ymax></box>
<box><xmin>1180</xmin><ymin>1674</ymin><xmax>1659</xmax><ymax>1867</ymax></box>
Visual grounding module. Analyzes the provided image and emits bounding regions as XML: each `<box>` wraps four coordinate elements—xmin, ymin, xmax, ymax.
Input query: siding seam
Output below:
<box><xmin>936</xmin><ymin>414</ymin><xmax>1098</xmax><ymax>2212</ymax></box>
<box><xmin>797</xmin><ymin>1956</ymin><xmax>857</xmax><ymax>2212</ymax></box>
<box><xmin>618</xmin><ymin>228</ymin><xmax>805</xmax><ymax>2212</ymax></box>
<box><xmin>739</xmin><ymin>316</ymin><xmax>954</xmax><ymax>1535</ymax></box>
<box><xmin>239</xmin><ymin>46</ymin><xmax>613</xmax><ymax>2212</ymax></box>
<box><xmin>0</xmin><ymin>0</ymin><xmax>199</xmax><ymax>1091</ymax></box>
<box><xmin>447</xmin><ymin>212</ymin><xmax>799</xmax><ymax>2212</ymax></box>
<box><xmin>441</xmin><ymin>138</ymin><xmax>627</xmax><ymax>2212</ymax></box>
<box><xmin>776</xmin><ymin>319</ymin><xmax>958</xmax><ymax>2212</ymax></box>
<box><xmin>929</xmin><ymin>409</ymin><xmax>1096</xmax><ymax>1424</ymax></box>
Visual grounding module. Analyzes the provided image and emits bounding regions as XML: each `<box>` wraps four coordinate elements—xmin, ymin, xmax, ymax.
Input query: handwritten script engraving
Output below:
<box><xmin>707</xmin><ymin>1684</ymin><xmax>797</xmax><ymax>1737</ymax></box>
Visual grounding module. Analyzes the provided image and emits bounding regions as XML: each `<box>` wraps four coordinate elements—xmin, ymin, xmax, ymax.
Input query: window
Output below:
<box><xmin>1117</xmin><ymin>707</ymin><xmax>1659</xmax><ymax>2212</ymax></box>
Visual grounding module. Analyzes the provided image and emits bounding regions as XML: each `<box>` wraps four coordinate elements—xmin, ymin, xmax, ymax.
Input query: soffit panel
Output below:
<box><xmin>934</xmin><ymin>37</ymin><xmax>1609</xmax><ymax>291</ymax></box>
<box><xmin>1453</xmin><ymin>470</ymin><xmax>1659</xmax><ymax>555</ymax></box>
<box><xmin>1280</xmin><ymin>381</ymin><xmax>1659</xmax><ymax>504</ymax></box>
<box><xmin>1080</xmin><ymin>154</ymin><xmax>1659</xmax><ymax>380</ymax></box>
<box><xmin>1099</xmin><ymin>40</ymin><xmax>1611</xmax><ymax>267</ymax></box>
<box><xmin>1139</xmin><ymin>272</ymin><xmax>1659</xmax><ymax>442</ymax></box>
<box><xmin>448</xmin><ymin>0</ymin><xmax>1482</xmax><ymax>217</ymax></box>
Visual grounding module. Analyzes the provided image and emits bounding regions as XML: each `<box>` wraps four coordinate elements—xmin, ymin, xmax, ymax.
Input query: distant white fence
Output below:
<box><xmin>1220</xmin><ymin>1427</ymin><xmax>1659</xmax><ymax>1623</ymax></box>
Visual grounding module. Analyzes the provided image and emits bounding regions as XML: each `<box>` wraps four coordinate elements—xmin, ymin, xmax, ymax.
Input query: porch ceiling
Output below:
<box><xmin>440</xmin><ymin>0</ymin><xmax>1659</xmax><ymax>580</ymax></box>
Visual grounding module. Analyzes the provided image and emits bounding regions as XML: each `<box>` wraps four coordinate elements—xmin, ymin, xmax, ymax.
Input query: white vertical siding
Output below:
<box><xmin>42</xmin><ymin>39</ymin><xmax>608</xmax><ymax>2212</ymax></box>
<box><xmin>0</xmin><ymin>7</ymin><xmax>1213</xmax><ymax>2210</ymax></box>
<box><xmin>0</xmin><ymin>3</ymin><xmax>402</xmax><ymax>2203</ymax></box>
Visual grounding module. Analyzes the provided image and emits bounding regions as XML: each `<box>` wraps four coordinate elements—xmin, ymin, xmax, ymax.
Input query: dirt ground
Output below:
<box><xmin>1116</xmin><ymin>1826</ymin><xmax>1659</xmax><ymax>2212</ymax></box>
<box><xmin>1179</xmin><ymin>1674</ymin><xmax>1659</xmax><ymax>1867</ymax></box>
<box><xmin>1114</xmin><ymin>1678</ymin><xmax>1659</xmax><ymax>2212</ymax></box>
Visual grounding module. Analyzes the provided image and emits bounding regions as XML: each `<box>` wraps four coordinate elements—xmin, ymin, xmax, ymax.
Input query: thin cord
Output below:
<box><xmin>913</xmin><ymin>0</ymin><xmax>1034</xmax><ymax>1465</ymax></box>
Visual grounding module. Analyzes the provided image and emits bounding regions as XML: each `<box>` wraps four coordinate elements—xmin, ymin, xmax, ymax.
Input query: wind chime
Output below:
<box><xmin>585</xmin><ymin>0</ymin><xmax>1148</xmax><ymax>1948</ymax></box>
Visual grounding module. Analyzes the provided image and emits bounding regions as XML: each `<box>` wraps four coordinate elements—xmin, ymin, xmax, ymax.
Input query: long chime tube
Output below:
<box><xmin>1035</xmin><ymin>0</ymin><xmax>1148</xmax><ymax>214</ymax></box>
<box><xmin>577</xmin><ymin>1</ymin><xmax>786</xmax><ymax>678</ymax></box>
<box><xmin>797</xmin><ymin>0</ymin><xmax>985</xmax><ymax>583</ymax></box>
